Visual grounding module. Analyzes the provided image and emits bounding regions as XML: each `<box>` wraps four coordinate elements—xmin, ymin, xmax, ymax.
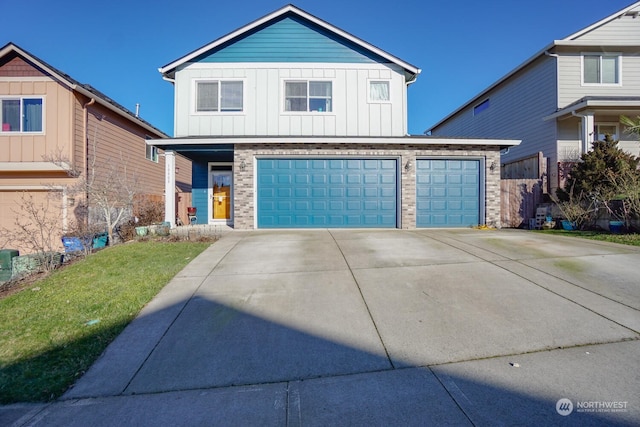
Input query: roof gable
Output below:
<box><xmin>194</xmin><ymin>14</ymin><xmax>384</xmax><ymax>64</ymax></box>
<box><xmin>0</xmin><ymin>42</ymin><xmax>168</xmax><ymax>138</ymax></box>
<box><xmin>160</xmin><ymin>4</ymin><xmax>419</xmax><ymax>81</ymax></box>
<box><xmin>562</xmin><ymin>1</ymin><xmax>640</xmax><ymax>42</ymax></box>
<box><xmin>0</xmin><ymin>53</ymin><xmax>48</xmax><ymax>78</ymax></box>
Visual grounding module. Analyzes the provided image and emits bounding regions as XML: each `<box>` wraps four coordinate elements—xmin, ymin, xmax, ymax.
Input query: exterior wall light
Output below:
<box><xmin>404</xmin><ymin>160</ymin><xmax>412</xmax><ymax>172</ymax></box>
<box><xmin>489</xmin><ymin>162</ymin><xmax>496</xmax><ymax>173</ymax></box>
<box><xmin>239</xmin><ymin>160</ymin><xmax>246</xmax><ymax>171</ymax></box>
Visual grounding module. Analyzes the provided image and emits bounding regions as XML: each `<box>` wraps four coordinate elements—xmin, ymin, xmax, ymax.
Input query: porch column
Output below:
<box><xmin>580</xmin><ymin>112</ymin><xmax>595</xmax><ymax>154</ymax></box>
<box><xmin>164</xmin><ymin>150</ymin><xmax>176</xmax><ymax>227</ymax></box>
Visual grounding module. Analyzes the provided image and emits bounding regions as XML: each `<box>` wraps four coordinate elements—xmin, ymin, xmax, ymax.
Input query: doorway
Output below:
<box><xmin>209</xmin><ymin>164</ymin><xmax>233</xmax><ymax>225</ymax></box>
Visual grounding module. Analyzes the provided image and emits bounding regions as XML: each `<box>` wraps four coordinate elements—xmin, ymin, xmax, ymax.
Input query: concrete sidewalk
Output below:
<box><xmin>3</xmin><ymin>229</ymin><xmax>639</xmax><ymax>426</ymax></box>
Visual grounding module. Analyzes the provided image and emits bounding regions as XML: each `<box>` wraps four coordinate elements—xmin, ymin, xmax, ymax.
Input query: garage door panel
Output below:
<box><xmin>258</xmin><ymin>158</ymin><xmax>397</xmax><ymax>228</ymax></box>
<box><xmin>416</xmin><ymin>159</ymin><xmax>481</xmax><ymax>228</ymax></box>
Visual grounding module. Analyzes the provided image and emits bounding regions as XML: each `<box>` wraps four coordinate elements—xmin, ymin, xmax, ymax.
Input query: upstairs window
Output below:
<box><xmin>1</xmin><ymin>97</ymin><xmax>43</xmax><ymax>133</ymax></box>
<box><xmin>195</xmin><ymin>80</ymin><xmax>243</xmax><ymax>112</ymax></box>
<box><xmin>146</xmin><ymin>144</ymin><xmax>158</xmax><ymax>163</ymax></box>
<box><xmin>285</xmin><ymin>81</ymin><xmax>332</xmax><ymax>112</ymax></box>
<box><xmin>473</xmin><ymin>99</ymin><xmax>490</xmax><ymax>116</ymax></box>
<box><xmin>583</xmin><ymin>54</ymin><xmax>620</xmax><ymax>84</ymax></box>
<box><xmin>369</xmin><ymin>81</ymin><xmax>390</xmax><ymax>102</ymax></box>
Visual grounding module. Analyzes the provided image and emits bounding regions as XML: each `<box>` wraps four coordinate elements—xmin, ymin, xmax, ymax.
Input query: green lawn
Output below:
<box><xmin>537</xmin><ymin>229</ymin><xmax>640</xmax><ymax>246</ymax></box>
<box><xmin>0</xmin><ymin>241</ymin><xmax>210</xmax><ymax>403</ymax></box>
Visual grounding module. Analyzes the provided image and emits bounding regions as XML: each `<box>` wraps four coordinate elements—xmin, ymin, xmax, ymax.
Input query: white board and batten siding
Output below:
<box><xmin>174</xmin><ymin>63</ymin><xmax>407</xmax><ymax>138</ymax></box>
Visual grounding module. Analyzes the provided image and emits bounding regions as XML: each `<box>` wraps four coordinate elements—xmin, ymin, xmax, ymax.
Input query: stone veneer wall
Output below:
<box><xmin>233</xmin><ymin>143</ymin><xmax>502</xmax><ymax>229</ymax></box>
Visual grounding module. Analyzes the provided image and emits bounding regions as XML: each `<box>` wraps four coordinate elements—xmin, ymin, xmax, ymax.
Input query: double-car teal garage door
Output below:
<box><xmin>257</xmin><ymin>158</ymin><xmax>481</xmax><ymax>228</ymax></box>
<box><xmin>258</xmin><ymin>159</ymin><xmax>397</xmax><ymax>228</ymax></box>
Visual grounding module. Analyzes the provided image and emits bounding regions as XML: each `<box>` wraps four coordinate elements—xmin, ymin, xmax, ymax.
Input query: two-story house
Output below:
<box><xmin>152</xmin><ymin>5</ymin><xmax>518</xmax><ymax>229</ymax></box>
<box><xmin>428</xmin><ymin>2</ymin><xmax>640</xmax><ymax>195</ymax></box>
<box><xmin>0</xmin><ymin>43</ymin><xmax>192</xmax><ymax>247</ymax></box>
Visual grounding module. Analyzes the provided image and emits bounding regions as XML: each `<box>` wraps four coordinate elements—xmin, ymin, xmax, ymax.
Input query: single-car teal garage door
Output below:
<box><xmin>257</xmin><ymin>158</ymin><xmax>397</xmax><ymax>228</ymax></box>
<box><xmin>416</xmin><ymin>159</ymin><xmax>481</xmax><ymax>227</ymax></box>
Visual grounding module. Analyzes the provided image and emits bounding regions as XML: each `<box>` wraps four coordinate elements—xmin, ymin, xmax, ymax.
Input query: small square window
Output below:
<box><xmin>369</xmin><ymin>81</ymin><xmax>390</xmax><ymax>102</ymax></box>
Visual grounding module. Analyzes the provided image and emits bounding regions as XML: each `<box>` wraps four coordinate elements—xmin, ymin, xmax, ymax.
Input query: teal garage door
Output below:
<box><xmin>416</xmin><ymin>159</ymin><xmax>481</xmax><ymax>227</ymax></box>
<box><xmin>257</xmin><ymin>159</ymin><xmax>397</xmax><ymax>228</ymax></box>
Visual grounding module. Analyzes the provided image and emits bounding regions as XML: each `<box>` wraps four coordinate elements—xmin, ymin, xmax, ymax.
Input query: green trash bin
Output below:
<box><xmin>0</xmin><ymin>249</ymin><xmax>19</xmax><ymax>281</ymax></box>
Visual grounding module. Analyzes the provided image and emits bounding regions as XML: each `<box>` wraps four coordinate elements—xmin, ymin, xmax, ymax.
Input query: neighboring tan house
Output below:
<box><xmin>151</xmin><ymin>4</ymin><xmax>518</xmax><ymax>230</ymax></box>
<box><xmin>0</xmin><ymin>42</ymin><xmax>192</xmax><ymax>250</ymax></box>
<box><xmin>428</xmin><ymin>1</ymin><xmax>640</xmax><ymax>195</ymax></box>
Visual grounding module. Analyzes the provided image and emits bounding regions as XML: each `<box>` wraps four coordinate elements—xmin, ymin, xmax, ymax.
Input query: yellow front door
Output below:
<box><xmin>212</xmin><ymin>172</ymin><xmax>232</xmax><ymax>220</ymax></box>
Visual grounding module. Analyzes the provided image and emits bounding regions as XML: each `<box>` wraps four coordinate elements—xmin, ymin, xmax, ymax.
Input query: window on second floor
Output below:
<box><xmin>195</xmin><ymin>80</ymin><xmax>243</xmax><ymax>113</ymax></box>
<box><xmin>146</xmin><ymin>144</ymin><xmax>159</xmax><ymax>163</ymax></box>
<box><xmin>473</xmin><ymin>99</ymin><xmax>490</xmax><ymax>116</ymax></box>
<box><xmin>1</xmin><ymin>97</ymin><xmax>43</xmax><ymax>133</ymax></box>
<box><xmin>369</xmin><ymin>81</ymin><xmax>390</xmax><ymax>102</ymax></box>
<box><xmin>285</xmin><ymin>81</ymin><xmax>332</xmax><ymax>112</ymax></box>
<box><xmin>583</xmin><ymin>54</ymin><xmax>620</xmax><ymax>85</ymax></box>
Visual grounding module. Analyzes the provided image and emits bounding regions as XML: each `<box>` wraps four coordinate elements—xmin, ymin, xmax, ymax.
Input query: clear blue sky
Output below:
<box><xmin>2</xmin><ymin>0</ymin><xmax>634</xmax><ymax>136</ymax></box>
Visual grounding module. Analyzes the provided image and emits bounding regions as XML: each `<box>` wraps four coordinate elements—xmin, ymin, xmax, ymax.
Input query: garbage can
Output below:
<box><xmin>0</xmin><ymin>249</ymin><xmax>19</xmax><ymax>281</ymax></box>
<box><xmin>92</xmin><ymin>232</ymin><xmax>109</xmax><ymax>249</ymax></box>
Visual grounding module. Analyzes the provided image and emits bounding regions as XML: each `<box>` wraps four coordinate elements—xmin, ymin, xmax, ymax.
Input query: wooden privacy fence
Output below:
<box><xmin>501</xmin><ymin>179</ymin><xmax>544</xmax><ymax>228</ymax></box>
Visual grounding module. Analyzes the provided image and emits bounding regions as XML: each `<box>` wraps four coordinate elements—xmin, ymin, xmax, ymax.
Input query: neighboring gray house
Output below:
<box><xmin>152</xmin><ymin>5</ymin><xmax>518</xmax><ymax>230</ymax></box>
<box><xmin>428</xmin><ymin>1</ymin><xmax>640</xmax><ymax>194</ymax></box>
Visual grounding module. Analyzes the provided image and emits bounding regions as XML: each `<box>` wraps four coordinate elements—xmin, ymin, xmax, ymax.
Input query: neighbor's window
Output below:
<box><xmin>473</xmin><ymin>99</ymin><xmax>490</xmax><ymax>116</ymax></box>
<box><xmin>583</xmin><ymin>54</ymin><xmax>620</xmax><ymax>84</ymax></box>
<box><xmin>594</xmin><ymin>123</ymin><xmax>619</xmax><ymax>141</ymax></box>
<box><xmin>196</xmin><ymin>80</ymin><xmax>243</xmax><ymax>112</ymax></box>
<box><xmin>1</xmin><ymin>97</ymin><xmax>43</xmax><ymax>133</ymax></box>
<box><xmin>146</xmin><ymin>144</ymin><xmax>158</xmax><ymax>163</ymax></box>
<box><xmin>285</xmin><ymin>81</ymin><xmax>332</xmax><ymax>112</ymax></box>
<box><xmin>369</xmin><ymin>81</ymin><xmax>390</xmax><ymax>102</ymax></box>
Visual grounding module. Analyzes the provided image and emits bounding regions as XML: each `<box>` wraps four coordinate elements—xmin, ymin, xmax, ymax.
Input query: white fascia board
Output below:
<box><xmin>158</xmin><ymin>5</ymin><xmax>420</xmax><ymax>79</ymax></box>
<box><xmin>150</xmin><ymin>136</ymin><xmax>520</xmax><ymax>147</ymax></box>
<box><xmin>554</xmin><ymin>40</ymin><xmax>640</xmax><ymax>47</ymax></box>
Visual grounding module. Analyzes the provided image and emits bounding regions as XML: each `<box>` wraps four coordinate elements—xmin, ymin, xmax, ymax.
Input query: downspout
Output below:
<box><xmin>162</xmin><ymin>75</ymin><xmax>176</xmax><ymax>136</ymax></box>
<box><xmin>82</xmin><ymin>97</ymin><xmax>95</xmax><ymax>223</ymax></box>
<box><xmin>404</xmin><ymin>69</ymin><xmax>422</xmax><ymax>134</ymax></box>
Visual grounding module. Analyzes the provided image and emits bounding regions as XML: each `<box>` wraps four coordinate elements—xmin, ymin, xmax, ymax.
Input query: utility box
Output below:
<box><xmin>0</xmin><ymin>249</ymin><xmax>19</xmax><ymax>281</ymax></box>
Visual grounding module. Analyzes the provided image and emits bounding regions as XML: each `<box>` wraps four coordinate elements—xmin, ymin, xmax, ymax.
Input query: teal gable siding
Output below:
<box><xmin>194</xmin><ymin>15</ymin><xmax>387</xmax><ymax>64</ymax></box>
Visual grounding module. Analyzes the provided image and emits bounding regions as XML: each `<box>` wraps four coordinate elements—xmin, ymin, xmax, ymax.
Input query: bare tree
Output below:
<box><xmin>42</xmin><ymin>117</ymin><xmax>141</xmax><ymax>245</ymax></box>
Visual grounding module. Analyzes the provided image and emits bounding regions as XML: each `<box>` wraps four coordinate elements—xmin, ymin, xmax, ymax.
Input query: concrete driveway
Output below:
<box><xmin>4</xmin><ymin>229</ymin><xmax>640</xmax><ymax>426</ymax></box>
